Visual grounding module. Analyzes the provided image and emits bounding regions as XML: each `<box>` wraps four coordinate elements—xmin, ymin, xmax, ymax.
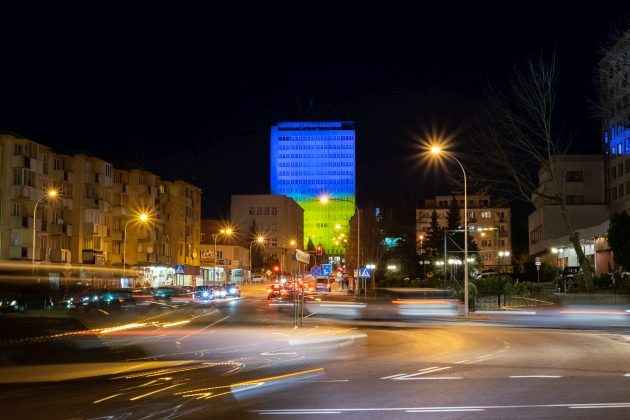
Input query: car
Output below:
<box><xmin>267</xmin><ymin>283</ymin><xmax>283</xmax><ymax>299</ymax></box>
<box><xmin>153</xmin><ymin>286</ymin><xmax>182</xmax><ymax>300</ymax></box>
<box><xmin>252</xmin><ymin>275</ymin><xmax>265</xmax><ymax>283</ymax></box>
<box><xmin>194</xmin><ymin>286</ymin><xmax>215</xmax><ymax>300</ymax></box>
<box><xmin>560</xmin><ymin>266</ymin><xmax>582</xmax><ymax>290</ymax></box>
<box><xmin>212</xmin><ymin>285</ymin><xmax>227</xmax><ymax>299</ymax></box>
<box><xmin>1</xmin><ymin>292</ymin><xmax>55</xmax><ymax>312</ymax></box>
<box><xmin>224</xmin><ymin>283</ymin><xmax>241</xmax><ymax>297</ymax></box>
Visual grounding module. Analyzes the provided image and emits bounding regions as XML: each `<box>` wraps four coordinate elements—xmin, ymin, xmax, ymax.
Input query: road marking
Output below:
<box><xmin>454</xmin><ymin>359</ymin><xmax>470</xmax><ymax>364</ymax></box>
<box><xmin>252</xmin><ymin>402</ymin><xmax>630</xmax><ymax>415</ymax></box>
<box><xmin>407</xmin><ymin>408</ymin><xmax>484</xmax><ymax>412</ymax></box>
<box><xmin>399</xmin><ymin>377</ymin><xmax>462</xmax><ymax>380</ymax></box>
<box><xmin>624</xmin><ymin>373</ymin><xmax>630</xmax><ymax>377</ymax></box>
<box><xmin>510</xmin><ymin>375</ymin><xmax>562</xmax><ymax>378</ymax></box>
<box><xmin>380</xmin><ymin>373</ymin><xmax>407</xmax><ymax>380</ymax></box>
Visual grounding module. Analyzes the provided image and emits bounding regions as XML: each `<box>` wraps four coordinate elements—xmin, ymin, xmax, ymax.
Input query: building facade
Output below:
<box><xmin>0</xmin><ymin>132</ymin><xmax>202</xmax><ymax>288</ymax></box>
<box><xmin>527</xmin><ymin>155</ymin><xmax>610</xmax><ymax>274</ymax></box>
<box><xmin>230</xmin><ymin>194</ymin><xmax>304</xmax><ymax>277</ymax></box>
<box><xmin>601</xmin><ymin>30</ymin><xmax>630</xmax><ymax>214</ymax></box>
<box><xmin>270</xmin><ymin>121</ymin><xmax>356</xmax><ymax>257</ymax></box>
<box><xmin>417</xmin><ymin>194</ymin><xmax>512</xmax><ymax>269</ymax></box>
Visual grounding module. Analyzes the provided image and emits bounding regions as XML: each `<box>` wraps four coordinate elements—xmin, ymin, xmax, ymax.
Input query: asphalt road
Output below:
<box><xmin>1</xmin><ymin>285</ymin><xmax>629</xmax><ymax>419</ymax></box>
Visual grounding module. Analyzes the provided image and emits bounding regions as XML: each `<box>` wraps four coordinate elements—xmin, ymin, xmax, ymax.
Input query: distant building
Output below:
<box><xmin>230</xmin><ymin>194</ymin><xmax>304</xmax><ymax>277</ymax></box>
<box><xmin>417</xmin><ymin>194</ymin><xmax>512</xmax><ymax>269</ymax></box>
<box><xmin>270</xmin><ymin>121</ymin><xmax>356</xmax><ymax>259</ymax></box>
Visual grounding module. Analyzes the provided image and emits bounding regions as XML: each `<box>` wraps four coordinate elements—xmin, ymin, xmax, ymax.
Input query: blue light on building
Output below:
<box><xmin>270</xmin><ymin>121</ymin><xmax>356</xmax><ymax>255</ymax></box>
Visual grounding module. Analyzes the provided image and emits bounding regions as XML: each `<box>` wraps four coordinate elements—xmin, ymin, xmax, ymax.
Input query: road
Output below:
<box><xmin>1</xmin><ymin>285</ymin><xmax>629</xmax><ymax>419</ymax></box>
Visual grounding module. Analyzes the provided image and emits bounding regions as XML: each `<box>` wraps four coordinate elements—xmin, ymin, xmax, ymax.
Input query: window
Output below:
<box><xmin>257</xmin><ymin>207</ymin><xmax>262</xmax><ymax>215</ymax></box>
<box><xmin>249</xmin><ymin>207</ymin><xmax>255</xmax><ymax>215</ymax></box>
<box><xmin>566</xmin><ymin>171</ymin><xmax>583</xmax><ymax>182</ymax></box>
<box><xmin>14</xmin><ymin>143</ymin><xmax>22</xmax><ymax>156</ymax></box>
<box><xmin>264</xmin><ymin>207</ymin><xmax>270</xmax><ymax>215</ymax></box>
<box><xmin>496</xmin><ymin>211</ymin><xmax>505</xmax><ymax>221</ymax></box>
<box><xmin>612</xmin><ymin>166</ymin><xmax>617</xmax><ymax>180</ymax></box>
<box><xmin>530</xmin><ymin>225</ymin><xmax>543</xmax><ymax>244</ymax></box>
<box><xmin>620</xmin><ymin>184</ymin><xmax>625</xmax><ymax>198</ymax></box>
<box><xmin>11</xmin><ymin>202</ymin><xmax>20</xmax><ymax>217</ymax></box>
<box><xmin>468</xmin><ymin>211</ymin><xmax>476</xmax><ymax>220</ymax></box>
<box><xmin>271</xmin><ymin>238</ymin><xmax>278</xmax><ymax>247</ymax></box>
<box><xmin>481</xmin><ymin>211</ymin><xmax>491</xmax><ymax>219</ymax></box>
<box><xmin>272</xmin><ymin>207</ymin><xmax>277</xmax><ymax>215</ymax></box>
<box><xmin>619</xmin><ymin>163</ymin><xmax>624</xmax><ymax>176</ymax></box>
<box><xmin>481</xmin><ymin>239</ymin><xmax>492</xmax><ymax>247</ymax></box>
<box><xmin>566</xmin><ymin>195</ymin><xmax>585</xmax><ymax>204</ymax></box>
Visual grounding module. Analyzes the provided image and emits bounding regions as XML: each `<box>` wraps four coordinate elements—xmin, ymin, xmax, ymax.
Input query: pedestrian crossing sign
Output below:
<box><xmin>175</xmin><ymin>264</ymin><xmax>185</xmax><ymax>274</ymax></box>
<box><xmin>359</xmin><ymin>267</ymin><xmax>371</xmax><ymax>278</ymax></box>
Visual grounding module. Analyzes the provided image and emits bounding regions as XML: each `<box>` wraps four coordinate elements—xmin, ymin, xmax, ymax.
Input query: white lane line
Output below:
<box><xmin>625</xmin><ymin>373</ymin><xmax>630</xmax><ymax>377</ymax></box>
<box><xmin>398</xmin><ymin>377</ymin><xmax>462</xmax><ymax>380</ymax></box>
<box><xmin>380</xmin><ymin>373</ymin><xmax>407</xmax><ymax>380</ymax></box>
<box><xmin>570</xmin><ymin>403</ymin><xmax>630</xmax><ymax>409</ymax></box>
<box><xmin>454</xmin><ymin>359</ymin><xmax>470</xmax><ymax>364</ymax></box>
<box><xmin>407</xmin><ymin>409</ymin><xmax>484</xmax><ymax>412</ymax></box>
<box><xmin>260</xmin><ymin>411</ymin><xmax>341</xmax><ymax>415</ymax></box>
<box><xmin>396</xmin><ymin>367</ymin><xmax>452</xmax><ymax>379</ymax></box>
<box><xmin>298</xmin><ymin>380</ymin><xmax>349</xmax><ymax>383</ymax></box>
<box><xmin>510</xmin><ymin>375</ymin><xmax>562</xmax><ymax>378</ymax></box>
<box><xmin>252</xmin><ymin>402</ymin><xmax>630</xmax><ymax>415</ymax></box>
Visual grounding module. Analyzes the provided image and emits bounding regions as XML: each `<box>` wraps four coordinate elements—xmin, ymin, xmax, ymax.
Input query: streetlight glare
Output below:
<box><xmin>319</xmin><ymin>195</ymin><xmax>330</xmax><ymax>204</ymax></box>
<box><xmin>139</xmin><ymin>213</ymin><xmax>149</xmax><ymax>222</ymax></box>
<box><xmin>47</xmin><ymin>189</ymin><xmax>59</xmax><ymax>198</ymax></box>
<box><xmin>430</xmin><ymin>145</ymin><xmax>442</xmax><ymax>155</ymax></box>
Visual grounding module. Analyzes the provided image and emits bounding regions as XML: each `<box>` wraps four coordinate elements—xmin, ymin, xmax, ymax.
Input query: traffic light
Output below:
<box><xmin>273</xmin><ymin>265</ymin><xmax>279</xmax><ymax>272</ymax></box>
<box><xmin>316</xmin><ymin>246</ymin><xmax>322</xmax><ymax>256</ymax></box>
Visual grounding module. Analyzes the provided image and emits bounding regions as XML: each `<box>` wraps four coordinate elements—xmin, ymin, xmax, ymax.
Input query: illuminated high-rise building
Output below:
<box><xmin>270</xmin><ymin>121</ymin><xmax>356</xmax><ymax>256</ymax></box>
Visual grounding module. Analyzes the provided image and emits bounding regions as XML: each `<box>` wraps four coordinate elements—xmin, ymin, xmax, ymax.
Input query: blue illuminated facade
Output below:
<box><xmin>270</xmin><ymin>121</ymin><xmax>356</xmax><ymax>255</ymax></box>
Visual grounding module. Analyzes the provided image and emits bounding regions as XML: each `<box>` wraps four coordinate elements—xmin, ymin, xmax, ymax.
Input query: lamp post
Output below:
<box><xmin>498</xmin><ymin>250</ymin><xmax>511</xmax><ymax>272</ymax></box>
<box><xmin>213</xmin><ymin>228</ymin><xmax>233</xmax><ymax>284</ymax></box>
<box><xmin>123</xmin><ymin>213</ymin><xmax>149</xmax><ymax>280</ymax></box>
<box><xmin>249</xmin><ymin>235</ymin><xmax>266</xmax><ymax>282</ymax></box>
<box><xmin>32</xmin><ymin>189</ymin><xmax>59</xmax><ymax>276</ymax></box>
<box><xmin>430</xmin><ymin>146</ymin><xmax>469</xmax><ymax>316</ymax></box>
<box><xmin>319</xmin><ymin>195</ymin><xmax>360</xmax><ymax>293</ymax></box>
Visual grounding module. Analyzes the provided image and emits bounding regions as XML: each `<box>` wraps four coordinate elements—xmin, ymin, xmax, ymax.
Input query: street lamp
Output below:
<box><xmin>498</xmin><ymin>250</ymin><xmax>511</xmax><ymax>272</ymax></box>
<box><xmin>213</xmin><ymin>228</ymin><xmax>233</xmax><ymax>284</ymax></box>
<box><xmin>123</xmin><ymin>212</ymin><xmax>150</xmax><ymax>279</ymax></box>
<box><xmin>249</xmin><ymin>235</ymin><xmax>266</xmax><ymax>281</ymax></box>
<box><xmin>430</xmin><ymin>145</ymin><xmax>469</xmax><ymax>316</ymax></box>
<box><xmin>319</xmin><ymin>195</ymin><xmax>360</xmax><ymax>293</ymax></box>
<box><xmin>32</xmin><ymin>189</ymin><xmax>59</xmax><ymax>273</ymax></box>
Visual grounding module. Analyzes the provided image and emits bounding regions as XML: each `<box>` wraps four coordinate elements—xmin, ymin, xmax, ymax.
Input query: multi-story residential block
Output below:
<box><xmin>601</xmin><ymin>30</ymin><xmax>630</xmax><ymax>214</ymax></box>
<box><xmin>0</xmin><ymin>132</ymin><xmax>202</xmax><ymax>288</ymax></box>
<box><xmin>270</xmin><ymin>121</ymin><xmax>356</xmax><ymax>260</ymax></box>
<box><xmin>230</xmin><ymin>194</ymin><xmax>304</xmax><ymax>277</ymax></box>
<box><xmin>527</xmin><ymin>155</ymin><xmax>610</xmax><ymax>273</ymax></box>
<box><xmin>416</xmin><ymin>194</ymin><xmax>512</xmax><ymax>269</ymax></box>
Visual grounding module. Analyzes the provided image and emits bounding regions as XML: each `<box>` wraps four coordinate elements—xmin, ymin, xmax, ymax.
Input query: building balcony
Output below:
<box><xmin>49</xmin><ymin>249</ymin><xmax>71</xmax><ymax>263</ymax></box>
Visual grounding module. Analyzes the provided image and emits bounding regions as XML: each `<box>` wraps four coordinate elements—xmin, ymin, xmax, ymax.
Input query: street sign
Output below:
<box><xmin>359</xmin><ymin>267</ymin><xmax>371</xmax><ymax>278</ymax></box>
<box><xmin>266</xmin><ymin>269</ymin><xmax>272</xmax><ymax>276</ymax></box>
<box><xmin>311</xmin><ymin>266</ymin><xmax>322</xmax><ymax>276</ymax></box>
<box><xmin>336</xmin><ymin>271</ymin><xmax>342</xmax><ymax>279</ymax></box>
<box><xmin>321</xmin><ymin>263</ymin><xmax>333</xmax><ymax>276</ymax></box>
<box><xmin>535</xmin><ymin>256</ymin><xmax>541</xmax><ymax>266</ymax></box>
<box><xmin>295</xmin><ymin>249</ymin><xmax>311</xmax><ymax>264</ymax></box>
<box><xmin>175</xmin><ymin>264</ymin><xmax>185</xmax><ymax>274</ymax></box>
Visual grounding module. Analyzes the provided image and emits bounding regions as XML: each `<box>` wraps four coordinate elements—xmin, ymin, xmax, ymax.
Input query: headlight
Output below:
<box><xmin>10</xmin><ymin>300</ymin><xmax>17</xmax><ymax>306</ymax></box>
<box><xmin>221</xmin><ymin>291</ymin><xmax>227</xmax><ymax>297</ymax></box>
<box><xmin>202</xmin><ymin>291</ymin><xmax>209</xmax><ymax>298</ymax></box>
<box><xmin>229</xmin><ymin>288</ymin><xmax>236</xmax><ymax>294</ymax></box>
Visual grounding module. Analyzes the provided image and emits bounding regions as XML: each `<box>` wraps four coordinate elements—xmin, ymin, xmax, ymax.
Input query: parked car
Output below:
<box><xmin>252</xmin><ymin>275</ymin><xmax>265</xmax><ymax>283</ymax></box>
<box><xmin>560</xmin><ymin>266</ymin><xmax>582</xmax><ymax>291</ymax></box>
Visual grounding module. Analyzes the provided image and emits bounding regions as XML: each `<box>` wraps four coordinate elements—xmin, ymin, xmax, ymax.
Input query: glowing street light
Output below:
<box><xmin>123</xmin><ymin>212</ymin><xmax>150</xmax><ymax>279</ymax></box>
<box><xmin>430</xmin><ymin>145</ymin><xmax>470</xmax><ymax>316</ymax></box>
<box><xmin>32</xmin><ymin>189</ymin><xmax>59</xmax><ymax>272</ymax></box>
<box><xmin>213</xmin><ymin>227</ymin><xmax>233</xmax><ymax>284</ymax></box>
<box><xmin>249</xmin><ymin>235</ymin><xmax>266</xmax><ymax>281</ymax></box>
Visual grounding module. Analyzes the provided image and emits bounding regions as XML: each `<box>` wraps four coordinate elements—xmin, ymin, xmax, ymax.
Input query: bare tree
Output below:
<box><xmin>465</xmin><ymin>53</ymin><xmax>596</xmax><ymax>290</ymax></box>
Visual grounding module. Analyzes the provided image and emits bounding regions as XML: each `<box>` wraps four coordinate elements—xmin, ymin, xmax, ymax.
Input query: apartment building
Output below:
<box><xmin>0</xmin><ymin>132</ymin><xmax>201</xmax><ymax>287</ymax></box>
<box><xmin>417</xmin><ymin>194</ymin><xmax>512</xmax><ymax>268</ymax></box>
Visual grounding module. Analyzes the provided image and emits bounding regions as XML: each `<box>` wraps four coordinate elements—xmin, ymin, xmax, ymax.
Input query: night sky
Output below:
<box><xmin>2</xmin><ymin>3</ymin><xmax>629</xmax><ymax>229</ymax></box>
